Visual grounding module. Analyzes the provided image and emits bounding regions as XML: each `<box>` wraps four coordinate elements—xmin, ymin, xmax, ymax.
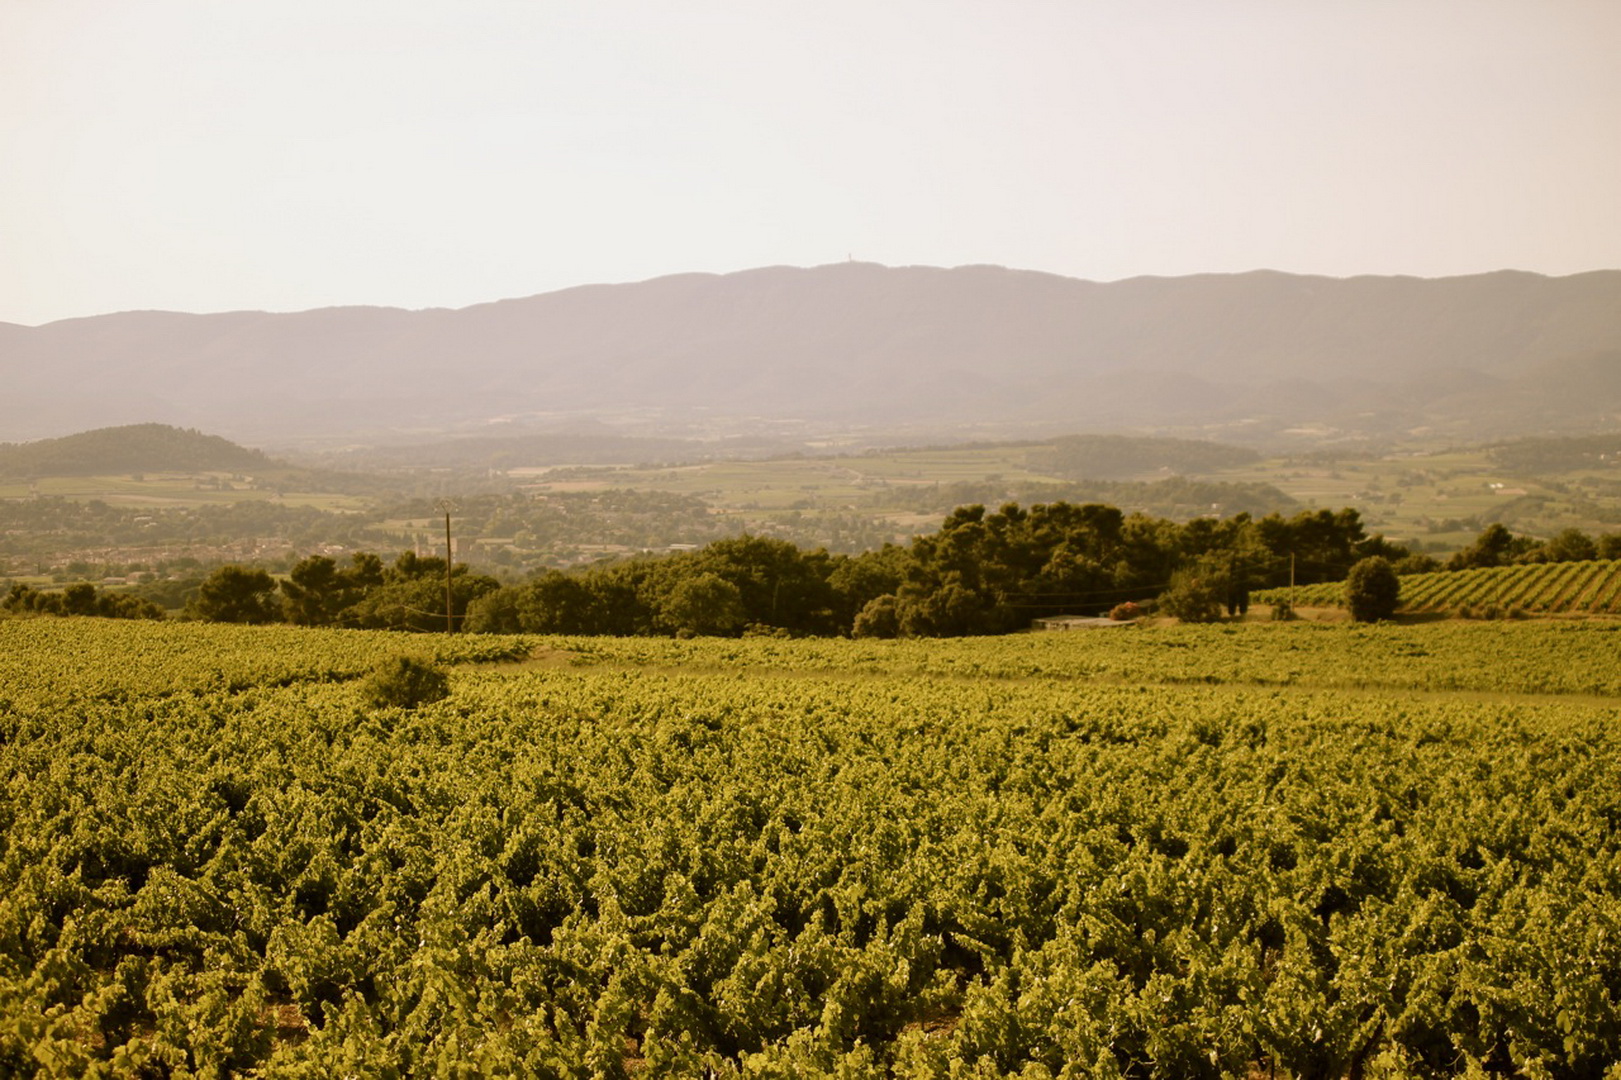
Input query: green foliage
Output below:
<box><xmin>342</xmin><ymin>554</ymin><xmax>501</xmax><ymax>633</ymax></box>
<box><xmin>1346</xmin><ymin>556</ymin><xmax>1402</xmax><ymax>622</ymax></box>
<box><xmin>517</xmin><ymin>569</ymin><xmax>592</xmax><ymax>631</ymax></box>
<box><xmin>1266</xmin><ymin>556</ymin><xmax>1621</xmax><ymax>617</ymax></box>
<box><xmin>2</xmin><ymin>581</ymin><xmax>165</xmax><ymax>620</ymax></box>
<box><xmin>19</xmin><ymin>495</ymin><xmax>1405</xmax><ymax>641</ymax></box>
<box><xmin>1540</xmin><ymin>526</ymin><xmax>1599</xmax><ymax>563</ymax></box>
<box><xmin>1394</xmin><ymin>552</ymin><xmax>1441</xmax><ymax>575</ymax></box>
<box><xmin>459</xmin><ymin>500</ymin><xmax>1398</xmax><ymax>638</ymax></box>
<box><xmin>186</xmin><ymin>564</ymin><xmax>282</xmax><ymax>623</ymax></box>
<box><xmin>358</xmin><ymin>654</ymin><xmax>451</xmax><ymax>708</ymax></box>
<box><xmin>851</xmin><ymin>594</ymin><xmax>901</xmax><ymax>638</ymax></box>
<box><xmin>826</xmin><ymin>544</ymin><xmax>908</xmax><ymax>626</ymax></box>
<box><xmin>1158</xmin><ymin>565</ymin><xmax>1226</xmax><ymax>623</ymax></box>
<box><xmin>657</xmin><ymin>571</ymin><xmax>746</xmax><ymax>637</ymax></box>
<box><xmin>280</xmin><ymin>553</ymin><xmax>370</xmax><ymax>626</ymax></box>
<box><xmin>1446</xmin><ymin>523</ymin><xmax>1526</xmax><ymax>570</ymax></box>
<box><xmin>897</xmin><ymin>578</ymin><xmax>991</xmax><ymax>637</ymax></box>
<box><xmin>1</xmin><ymin>620</ymin><xmax>1620</xmax><ymax>1074</ymax></box>
<box><xmin>1251</xmin><ymin>506</ymin><xmax>1382</xmax><ymax>585</ymax></box>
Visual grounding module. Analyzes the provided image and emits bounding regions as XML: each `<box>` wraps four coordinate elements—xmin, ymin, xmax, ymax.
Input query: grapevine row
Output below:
<box><xmin>1256</xmin><ymin>558</ymin><xmax>1621</xmax><ymax>616</ymax></box>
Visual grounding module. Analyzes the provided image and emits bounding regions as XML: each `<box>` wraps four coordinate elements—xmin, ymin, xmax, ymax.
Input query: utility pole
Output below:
<box><xmin>434</xmin><ymin>498</ymin><xmax>458</xmax><ymax>633</ymax></box>
<box><xmin>1290</xmin><ymin>553</ymin><xmax>1296</xmax><ymax>613</ymax></box>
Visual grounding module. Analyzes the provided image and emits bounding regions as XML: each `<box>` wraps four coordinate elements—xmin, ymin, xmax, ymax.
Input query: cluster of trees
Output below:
<box><xmin>2</xmin><ymin>581</ymin><xmax>165</xmax><ymax>620</ymax></box>
<box><xmin>1443</xmin><ymin>523</ymin><xmax>1621</xmax><ymax>571</ymax></box>
<box><xmin>9</xmin><ymin>501</ymin><xmax>1421</xmax><ymax>636</ymax></box>
<box><xmin>184</xmin><ymin>552</ymin><xmax>500</xmax><ymax>632</ymax></box>
<box><xmin>467</xmin><ymin>503</ymin><xmax>1406</xmax><ymax>638</ymax></box>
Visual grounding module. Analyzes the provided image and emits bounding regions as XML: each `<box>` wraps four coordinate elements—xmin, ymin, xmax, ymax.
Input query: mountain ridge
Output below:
<box><xmin>19</xmin><ymin>264</ymin><xmax>1597</xmax><ymax>328</ymax></box>
<box><xmin>5</xmin><ymin>263</ymin><xmax>1620</xmax><ymax>443</ymax></box>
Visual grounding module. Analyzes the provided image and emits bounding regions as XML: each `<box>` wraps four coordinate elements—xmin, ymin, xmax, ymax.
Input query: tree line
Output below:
<box><xmin>2</xmin><ymin>581</ymin><xmax>166</xmax><ymax>620</ymax></box>
<box><xmin>455</xmin><ymin>502</ymin><xmax>1403</xmax><ymax>638</ymax></box>
<box><xmin>23</xmin><ymin>504</ymin><xmax>1621</xmax><ymax>636</ymax></box>
<box><xmin>1441</xmin><ymin>522</ymin><xmax>1621</xmax><ymax>570</ymax></box>
<box><xmin>7</xmin><ymin>502</ymin><xmax>1417</xmax><ymax>636</ymax></box>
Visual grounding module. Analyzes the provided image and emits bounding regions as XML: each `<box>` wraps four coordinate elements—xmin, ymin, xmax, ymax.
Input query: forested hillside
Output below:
<box><xmin>0</xmin><ymin>423</ymin><xmax>271</xmax><ymax>477</ymax></box>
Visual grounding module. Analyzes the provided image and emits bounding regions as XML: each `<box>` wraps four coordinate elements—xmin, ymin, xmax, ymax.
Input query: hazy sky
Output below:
<box><xmin>3</xmin><ymin>0</ymin><xmax>1619</xmax><ymax>325</ymax></box>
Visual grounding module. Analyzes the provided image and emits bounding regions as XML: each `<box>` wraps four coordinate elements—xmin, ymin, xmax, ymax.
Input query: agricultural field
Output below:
<box><xmin>516</xmin><ymin>445</ymin><xmax>1068</xmax><ymax>504</ymax></box>
<box><xmin>1261</xmin><ymin>558</ymin><xmax>1621</xmax><ymax>617</ymax></box>
<box><xmin>2</xmin><ymin>619</ymin><xmax>1619</xmax><ymax>1076</ymax></box>
<box><xmin>12</xmin><ymin>429</ymin><xmax>1621</xmax><ymax>583</ymax></box>
<box><xmin>518</xmin><ymin>440</ymin><xmax>1621</xmax><ymax>555</ymax></box>
<box><xmin>1208</xmin><ymin>446</ymin><xmax>1621</xmax><ymax>552</ymax></box>
<box><xmin>513</xmin><ymin>445</ymin><xmax>1078</xmax><ymax>538</ymax></box>
<box><xmin>0</xmin><ymin>471</ymin><xmax>369</xmax><ymax>512</ymax></box>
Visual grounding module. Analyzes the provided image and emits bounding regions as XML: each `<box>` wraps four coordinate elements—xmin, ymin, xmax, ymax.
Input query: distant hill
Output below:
<box><xmin>4</xmin><ymin>264</ymin><xmax>1620</xmax><ymax>443</ymax></box>
<box><xmin>1034</xmin><ymin>434</ymin><xmax>1261</xmax><ymax>480</ymax></box>
<box><xmin>1487</xmin><ymin>429</ymin><xmax>1621</xmax><ymax>475</ymax></box>
<box><xmin>1423</xmin><ymin>350</ymin><xmax>1621</xmax><ymax>437</ymax></box>
<box><xmin>0</xmin><ymin>423</ymin><xmax>271</xmax><ymax>478</ymax></box>
<box><xmin>310</xmin><ymin>431</ymin><xmax>794</xmax><ymax>472</ymax></box>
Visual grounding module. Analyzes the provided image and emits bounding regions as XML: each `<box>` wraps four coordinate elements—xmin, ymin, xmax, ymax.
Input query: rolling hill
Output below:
<box><xmin>0</xmin><ymin>423</ymin><xmax>272</xmax><ymax>478</ymax></box>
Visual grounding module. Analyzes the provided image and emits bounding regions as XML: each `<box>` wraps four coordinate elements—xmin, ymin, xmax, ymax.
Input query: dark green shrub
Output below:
<box><xmin>1159</xmin><ymin>569</ymin><xmax>1224</xmax><ymax>623</ymax></box>
<box><xmin>360</xmin><ymin>656</ymin><xmax>451</xmax><ymax>709</ymax></box>
<box><xmin>1345</xmin><ymin>556</ymin><xmax>1401</xmax><ymax>622</ymax></box>
<box><xmin>851</xmin><ymin>595</ymin><xmax>901</xmax><ymax>638</ymax></box>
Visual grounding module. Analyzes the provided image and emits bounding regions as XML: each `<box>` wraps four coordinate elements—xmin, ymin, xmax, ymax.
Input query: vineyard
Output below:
<box><xmin>1256</xmin><ymin>557</ymin><xmax>1621</xmax><ymax>616</ymax></box>
<box><xmin>2</xmin><ymin>619</ymin><xmax>1620</xmax><ymax>1076</ymax></box>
